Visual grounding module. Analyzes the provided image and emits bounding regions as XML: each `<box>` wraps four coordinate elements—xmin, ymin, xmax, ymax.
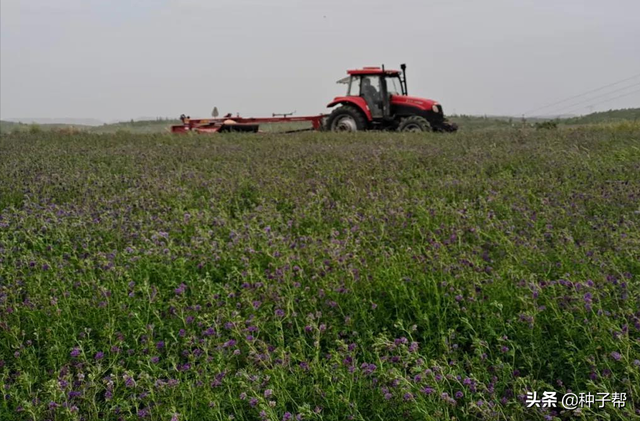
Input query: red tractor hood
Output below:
<box><xmin>391</xmin><ymin>95</ymin><xmax>439</xmax><ymax>111</ymax></box>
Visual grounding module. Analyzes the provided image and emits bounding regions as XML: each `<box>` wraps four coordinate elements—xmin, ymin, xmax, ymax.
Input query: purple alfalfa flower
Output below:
<box><xmin>70</xmin><ymin>348</ymin><xmax>81</xmax><ymax>358</ymax></box>
<box><xmin>174</xmin><ymin>283</ymin><xmax>187</xmax><ymax>295</ymax></box>
<box><xmin>223</xmin><ymin>339</ymin><xmax>237</xmax><ymax>348</ymax></box>
<box><xmin>455</xmin><ymin>391</ymin><xmax>464</xmax><ymax>399</ymax></box>
<box><xmin>384</xmin><ymin>392</ymin><xmax>393</xmax><ymax>400</ymax></box>
<box><xmin>137</xmin><ymin>408</ymin><xmax>149</xmax><ymax>418</ymax></box>
<box><xmin>239</xmin><ymin>392</ymin><xmax>247</xmax><ymax>400</ymax></box>
<box><xmin>610</xmin><ymin>351</ymin><xmax>622</xmax><ymax>361</ymax></box>
<box><xmin>253</xmin><ymin>301</ymin><xmax>262</xmax><ymax>309</ymax></box>
<box><xmin>203</xmin><ymin>327</ymin><xmax>216</xmax><ymax>337</ymax></box>
<box><xmin>105</xmin><ymin>390</ymin><xmax>113</xmax><ymax>400</ymax></box>
<box><xmin>304</xmin><ymin>325</ymin><xmax>313</xmax><ymax>333</ymax></box>
<box><xmin>150</xmin><ymin>356</ymin><xmax>160</xmax><ymax>364</ymax></box>
<box><xmin>633</xmin><ymin>359</ymin><xmax>640</xmax><ymax>367</ymax></box>
<box><xmin>403</xmin><ymin>392</ymin><xmax>414</xmax><ymax>401</ymax></box>
<box><xmin>274</xmin><ymin>309</ymin><xmax>285</xmax><ymax>317</ymax></box>
<box><xmin>361</xmin><ymin>363</ymin><xmax>376</xmax><ymax>376</ymax></box>
<box><xmin>282</xmin><ymin>413</ymin><xmax>292</xmax><ymax>421</ymax></box>
<box><xmin>170</xmin><ymin>414</ymin><xmax>179</xmax><ymax>421</ymax></box>
<box><xmin>124</xmin><ymin>375</ymin><xmax>136</xmax><ymax>388</ymax></box>
<box><xmin>408</xmin><ymin>342</ymin><xmax>419</xmax><ymax>352</ymax></box>
<box><xmin>500</xmin><ymin>346</ymin><xmax>509</xmax><ymax>353</ymax></box>
<box><xmin>394</xmin><ymin>337</ymin><xmax>408</xmax><ymax>346</ymax></box>
<box><xmin>156</xmin><ymin>341</ymin><xmax>165</xmax><ymax>350</ymax></box>
<box><xmin>249</xmin><ymin>397</ymin><xmax>259</xmax><ymax>407</ymax></box>
<box><xmin>264</xmin><ymin>389</ymin><xmax>274</xmax><ymax>398</ymax></box>
<box><xmin>94</xmin><ymin>351</ymin><xmax>104</xmax><ymax>361</ymax></box>
<box><xmin>68</xmin><ymin>391</ymin><xmax>82</xmax><ymax>399</ymax></box>
<box><xmin>48</xmin><ymin>401</ymin><xmax>60</xmax><ymax>410</ymax></box>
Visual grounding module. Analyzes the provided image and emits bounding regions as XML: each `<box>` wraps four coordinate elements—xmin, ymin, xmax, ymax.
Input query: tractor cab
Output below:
<box><xmin>337</xmin><ymin>67</ymin><xmax>405</xmax><ymax>119</ymax></box>
<box><xmin>328</xmin><ymin>64</ymin><xmax>457</xmax><ymax>133</ymax></box>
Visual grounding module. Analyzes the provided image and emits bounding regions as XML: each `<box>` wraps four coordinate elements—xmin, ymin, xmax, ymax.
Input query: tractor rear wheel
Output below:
<box><xmin>398</xmin><ymin>116</ymin><xmax>431</xmax><ymax>132</ymax></box>
<box><xmin>327</xmin><ymin>106</ymin><xmax>367</xmax><ymax>132</ymax></box>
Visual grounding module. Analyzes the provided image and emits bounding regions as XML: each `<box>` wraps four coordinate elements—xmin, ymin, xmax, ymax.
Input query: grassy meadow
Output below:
<box><xmin>1</xmin><ymin>123</ymin><xmax>639</xmax><ymax>420</ymax></box>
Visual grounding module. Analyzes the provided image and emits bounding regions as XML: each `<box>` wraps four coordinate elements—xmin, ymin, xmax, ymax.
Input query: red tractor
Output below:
<box><xmin>326</xmin><ymin>64</ymin><xmax>458</xmax><ymax>133</ymax></box>
<box><xmin>171</xmin><ymin>64</ymin><xmax>458</xmax><ymax>134</ymax></box>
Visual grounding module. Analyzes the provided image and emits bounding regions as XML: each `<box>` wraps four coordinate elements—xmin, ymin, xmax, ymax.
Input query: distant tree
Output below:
<box><xmin>535</xmin><ymin>120</ymin><xmax>558</xmax><ymax>130</ymax></box>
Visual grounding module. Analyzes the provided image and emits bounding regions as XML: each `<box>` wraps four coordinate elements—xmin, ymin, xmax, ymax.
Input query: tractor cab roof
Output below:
<box><xmin>346</xmin><ymin>67</ymin><xmax>402</xmax><ymax>76</ymax></box>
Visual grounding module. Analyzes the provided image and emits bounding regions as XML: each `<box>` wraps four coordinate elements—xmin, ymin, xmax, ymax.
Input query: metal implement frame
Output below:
<box><xmin>171</xmin><ymin>115</ymin><xmax>325</xmax><ymax>134</ymax></box>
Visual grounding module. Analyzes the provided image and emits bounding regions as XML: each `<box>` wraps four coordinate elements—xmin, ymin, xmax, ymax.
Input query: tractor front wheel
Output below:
<box><xmin>398</xmin><ymin>116</ymin><xmax>431</xmax><ymax>132</ymax></box>
<box><xmin>327</xmin><ymin>106</ymin><xmax>367</xmax><ymax>132</ymax></box>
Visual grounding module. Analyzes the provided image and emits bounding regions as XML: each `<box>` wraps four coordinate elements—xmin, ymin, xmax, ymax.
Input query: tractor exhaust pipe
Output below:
<box><xmin>401</xmin><ymin>63</ymin><xmax>408</xmax><ymax>95</ymax></box>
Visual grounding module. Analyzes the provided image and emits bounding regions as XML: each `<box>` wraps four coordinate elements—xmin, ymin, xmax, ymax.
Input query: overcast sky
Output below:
<box><xmin>1</xmin><ymin>0</ymin><xmax>639</xmax><ymax>121</ymax></box>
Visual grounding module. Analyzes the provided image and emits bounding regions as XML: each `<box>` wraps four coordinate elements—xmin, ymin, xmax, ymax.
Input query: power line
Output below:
<box><xmin>555</xmin><ymin>88</ymin><xmax>640</xmax><ymax>117</ymax></box>
<box><xmin>531</xmin><ymin>81</ymin><xmax>640</xmax><ymax>118</ymax></box>
<box><xmin>523</xmin><ymin>71</ymin><xmax>640</xmax><ymax>116</ymax></box>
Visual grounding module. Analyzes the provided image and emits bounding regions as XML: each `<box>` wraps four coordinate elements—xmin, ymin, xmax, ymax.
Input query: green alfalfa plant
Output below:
<box><xmin>28</xmin><ymin>123</ymin><xmax>43</xmax><ymax>134</ymax></box>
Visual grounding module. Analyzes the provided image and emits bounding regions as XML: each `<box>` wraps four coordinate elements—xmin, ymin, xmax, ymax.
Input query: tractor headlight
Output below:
<box><xmin>432</xmin><ymin>104</ymin><xmax>440</xmax><ymax>113</ymax></box>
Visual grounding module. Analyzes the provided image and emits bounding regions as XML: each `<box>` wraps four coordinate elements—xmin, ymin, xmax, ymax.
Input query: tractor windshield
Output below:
<box><xmin>337</xmin><ymin>76</ymin><xmax>361</xmax><ymax>96</ymax></box>
<box><xmin>348</xmin><ymin>76</ymin><xmax>361</xmax><ymax>96</ymax></box>
<box><xmin>386</xmin><ymin>76</ymin><xmax>403</xmax><ymax>96</ymax></box>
